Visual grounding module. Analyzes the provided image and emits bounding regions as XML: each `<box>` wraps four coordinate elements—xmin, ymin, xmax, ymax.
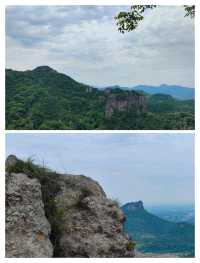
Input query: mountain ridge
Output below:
<box><xmin>122</xmin><ymin>201</ymin><xmax>194</xmax><ymax>256</ymax></box>
<box><xmin>6</xmin><ymin>66</ymin><xmax>194</xmax><ymax>130</ymax></box>
<box><xmin>101</xmin><ymin>84</ymin><xmax>194</xmax><ymax>100</ymax></box>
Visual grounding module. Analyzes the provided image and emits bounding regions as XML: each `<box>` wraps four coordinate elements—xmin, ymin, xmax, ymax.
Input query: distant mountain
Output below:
<box><xmin>103</xmin><ymin>84</ymin><xmax>194</xmax><ymax>100</ymax></box>
<box><xmin>133</xmin><ymin>84</ymin><xmax>194</xmax><ymax>100</ymax></box>
<box><xmin>147</xmin><ymin>205</ymin><xmax>195</xmax><ymax>225</ymax></box>
<box><xmin>6</xmin><ymin>66</ymin><xmax>194</xmax><ymax>130</ymax></box>
<box><xmin>122</xmin><ymin>201</ymin><xmax>194</xmax><ymax>256</ymax></box>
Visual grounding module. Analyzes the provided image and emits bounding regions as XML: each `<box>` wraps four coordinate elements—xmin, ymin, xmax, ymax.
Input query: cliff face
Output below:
<box><xmin>105</xmin><ymin>92</ymin><xmax>146</xmax><ymax>118</ymax></box>
<box><xmin>6</xmin><ymin>156</ymin><xmax>135</xmax><ymax>258</ymax></box>
<box><xmin>123</xmin><ymin>201</ymin><xmax>144</xmax><ymax>212</ymax></box>
<box><xmin>54</xmin><ymin>174</ymin><xmax>134</xmax><ymax>257</ymax></box>
<box><xmin>6</xmin><ymin>172</ymin><xmax>53</xmax><ymax>257</ymax></box>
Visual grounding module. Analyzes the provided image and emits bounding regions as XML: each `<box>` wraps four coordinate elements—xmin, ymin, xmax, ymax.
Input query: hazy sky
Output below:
<box><xmin>6</xmin><ymin>133</ymin><xmax>194</xmax><ymax>206</ymax></box>
<box><xmin>6</xmin><ymin>5</ymin><xmax>194</xmax><ymax>87</ymax></box>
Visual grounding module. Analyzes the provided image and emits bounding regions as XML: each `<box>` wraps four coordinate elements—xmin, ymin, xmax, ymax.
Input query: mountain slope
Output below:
<box><xmin>6</xmin><ymin>66</ymin><xmax>106</xmax><ymax>129</ymax></box>
<box><xmin>122</xmin><ymin>202</ymin><xmax>194</xmax><ymax>256</ymax></box>
<box><xmin>6</xmin><ymin>66</ymin><xmax>194</xmax><ymax>130</ymax></box>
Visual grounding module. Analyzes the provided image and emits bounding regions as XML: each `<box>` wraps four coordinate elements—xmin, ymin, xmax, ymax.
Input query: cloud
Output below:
<box><xmin>6</xmin><ymin>5</ymin><xmax>194</xmax><ymax>87</ymax></box>
<box><xmin>6</xmin><ymin>133</ymin><xmax>194</xmax><ymax>205</ymax></box>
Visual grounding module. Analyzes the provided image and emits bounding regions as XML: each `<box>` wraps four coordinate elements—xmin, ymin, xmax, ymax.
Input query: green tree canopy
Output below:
<box><xmin>115</xmin><ymin>5</ymin><xmax>195</xmax><ymax>33</ymax></box>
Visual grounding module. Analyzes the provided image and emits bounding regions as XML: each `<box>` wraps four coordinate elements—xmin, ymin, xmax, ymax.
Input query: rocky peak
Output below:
<box><xmin>6</xmin><ymin>156</ymin><xmax>135</xmax><ymax>258</ymax></box>
<box><xmin>123</xmin><ymin>201</ymin><xmax>144</xmax><ymax>212</ymax></box>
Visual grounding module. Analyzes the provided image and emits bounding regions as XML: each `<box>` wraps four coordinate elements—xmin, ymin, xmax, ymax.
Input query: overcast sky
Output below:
<box><xmin>6</xmin><ymin>5</ymin><xmax>194</xmax><ymax>87</ymax></box>
<box><xmin>6</xmin><ymin>133</ymin><xmax>194</xmax><ymax>206</ymax></box>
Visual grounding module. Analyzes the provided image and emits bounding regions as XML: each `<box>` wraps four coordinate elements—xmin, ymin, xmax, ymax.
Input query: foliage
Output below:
<box><xmin>115</xmin><ymin>5</ymin><xmax>156</xmax><ymax>33</ymax></box>
<box><xmin>127</xmin><ymin>240</ymin><xmax>136</xmax><ymax>251</ymax></box>
<box><xmin>184</xmin><ymin>5</ymin><xmax>195</xmax><ymax>18</ymax></box>
<box><xmin>6</xmin><ymin>67</ymin><xmax>194</xmax><ymax>130</ymax></box>
<box><xmin>115</xmin><ymin>5</ymin><xmax>195</xmax><ymax>33</ymax></box>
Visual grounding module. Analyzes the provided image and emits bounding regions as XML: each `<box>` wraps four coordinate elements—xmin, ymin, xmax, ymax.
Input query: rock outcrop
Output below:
<box><xmin>105</xmin><ymin>91</ymin><xmax>146</xmax><ymax>118</ymax></box>
<box><xmin>6</xmin><ymin>172</ymin><xmax>53</xmax><ymax>257</ymax></box>
<box><xmin>123</xmin><ymin>201</ymin><xmax>144</xmax><ymax>212</ymax></box>
<box><xmin>6</xmin><ymin>156</ymin><xmax>135</xmax><ymax>258</ymax></box>
<box><xmin>53</xmin><ymin>174</ymin><xmax>134</xmax><ymax>257</ymax></box>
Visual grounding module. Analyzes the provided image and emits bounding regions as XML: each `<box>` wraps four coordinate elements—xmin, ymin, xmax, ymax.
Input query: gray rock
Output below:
<box><xmin>6</xmin><ymin>172</ymin><xmax>53</xmax><ymax>258</ymax></box>
<box><xmin>5</xmin><ymin>156</ymin><xmax>135</xmax><ymax>258</ymax></box>
<box><xmin>54</xmin><ymin>174</ymin><xmax>135</xmax><ymax>257</ymax></box>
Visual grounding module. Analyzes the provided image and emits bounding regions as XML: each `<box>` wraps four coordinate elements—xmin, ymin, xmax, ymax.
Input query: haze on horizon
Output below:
<box><xmin>6</xmin><ymin>133</ymin><xmax>194</xmax><ymax>206</ymax></box>
<box><xmin>6</xmin><ymin>5</ymin><xmax>194</xmax><ymax>88</ymax></box>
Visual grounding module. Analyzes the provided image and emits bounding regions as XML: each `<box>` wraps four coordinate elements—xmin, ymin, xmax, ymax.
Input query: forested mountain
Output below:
<box><xmin>6</xmin><ymin>66</ymin><xmax>194</xmax><ymax>130</ymax></box>
<box><xmin>122</xmin><ymin>202</ymin><xmax>194</xmax><ymax>256</ymax></box>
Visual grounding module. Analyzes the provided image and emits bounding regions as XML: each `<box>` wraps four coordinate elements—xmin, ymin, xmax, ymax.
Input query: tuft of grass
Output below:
<box><xmin>112</xmin><ymin>198</ymin><xmax>121</xmax><ymax>207</ymax></box>
<box><xmin>127</xmin><ymin>240</ymin><xmax>136</xmax><ymax>251</ymax></box>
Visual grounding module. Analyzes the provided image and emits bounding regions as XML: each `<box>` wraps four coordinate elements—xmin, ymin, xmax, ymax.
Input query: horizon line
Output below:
<box><xmin>6</xmin><ymin>65</ymin><xmax>194</xmax><ymax>89</ymax></box>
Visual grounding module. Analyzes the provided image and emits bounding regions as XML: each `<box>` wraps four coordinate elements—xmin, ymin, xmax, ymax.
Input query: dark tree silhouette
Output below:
<box><xmin>115</xmin><ymin>5</ymin><xmax>195</xmax><ymax>33</ymax></box>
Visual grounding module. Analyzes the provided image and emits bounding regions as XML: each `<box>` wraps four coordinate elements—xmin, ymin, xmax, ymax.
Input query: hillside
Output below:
<box><xmin>6</xmin><ymin>66</ymin><xmax>194</xmax><ymax>130</ymax></box>
<box><xmin>6</xmin><ymin>155</ymin><xmax>135</xmax><ymax>258</ymax></box>
<box><xmin>122</xmin><ymin>202</ymin><xmax>194</xmax><ymax>256</ymax></box>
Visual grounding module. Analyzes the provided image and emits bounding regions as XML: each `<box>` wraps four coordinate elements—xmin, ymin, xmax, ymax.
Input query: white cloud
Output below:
<box><xmin>6</xmin><ymin>133</ymin><xmax>194</xmax><ymax>205</ymax></box>
<box><xmin>6</xmin><ymin>5</ymin><xmax>194</xmax><ymax>87</ymax></box>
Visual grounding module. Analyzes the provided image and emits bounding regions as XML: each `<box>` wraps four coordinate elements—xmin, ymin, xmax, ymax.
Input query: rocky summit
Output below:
<box><xmin>5</xmin><ymin>155</ymin><xmax>135</xmax><ymax>258</ymax></box>
<box><xmin>122</xmin><ymin>201</ymin><xmax>144</xmax><ymax>212</ymax></box>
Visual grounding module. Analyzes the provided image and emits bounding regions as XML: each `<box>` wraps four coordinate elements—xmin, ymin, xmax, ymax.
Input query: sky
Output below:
<box><xmin>6</xmin><ymin>133</ymin><xmax>194</xmax><ymax>206</ymax></box>
<box><xmin>6</xmin><ymin>5</ymin><xmax>194</xmax><ymax>87</ymax></box>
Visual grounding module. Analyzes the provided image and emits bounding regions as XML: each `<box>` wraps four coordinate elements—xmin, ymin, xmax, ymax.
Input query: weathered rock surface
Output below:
<box><xmin>6</xmin><ymin>172</ymin><xmax>53</xmax><ymax>258</ymax></box>
<box><xmin>54</xmin><ymin>174</ymin><xmax>134</xmax><ymax>257</ymax></box>
<box><xmin>6</xmin><ymin>156</ymin><xmax>135</xmax><ymax>258</ymax></box>
<box><xmin>105</xmin><ymin>92</ymin><xmax>146</xmax><ymax>118</ymax></box>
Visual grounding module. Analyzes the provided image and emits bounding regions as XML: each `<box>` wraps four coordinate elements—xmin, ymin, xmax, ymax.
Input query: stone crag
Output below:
<box><xmin>123</xmin><ymin>201</ymin><xmax>144</xmax><ymax>212</ymax></box>
<box><xmin>6</xmin><ymin>155</ymin><xmax>135</xmax><ymax>258</ymax></box>
<box><xmin>6</xmin><ymin>172</ymin><xmax>53</xmax><ymax>257</ymax></box>
<box><xmin>105</xmin><ymin>91</ymin><xmax>146</xmax><ymax>118</ymax></box>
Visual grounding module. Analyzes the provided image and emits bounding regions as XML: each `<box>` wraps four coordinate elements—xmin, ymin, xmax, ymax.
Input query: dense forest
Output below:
<box><xmin>6</xmin><ymin>66</ymin><xmax>194</xmax><ymax>130</ymax></box>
